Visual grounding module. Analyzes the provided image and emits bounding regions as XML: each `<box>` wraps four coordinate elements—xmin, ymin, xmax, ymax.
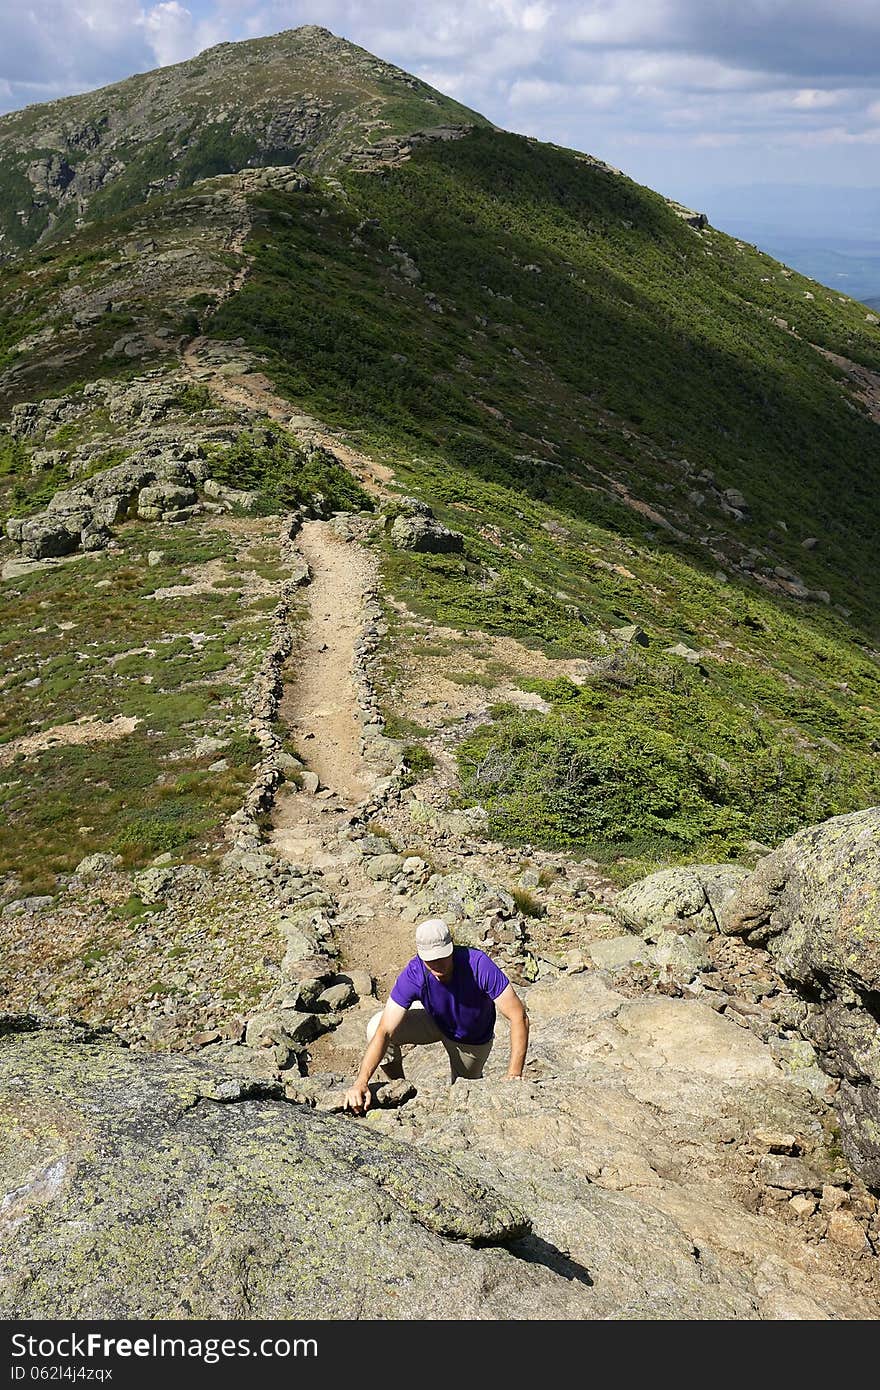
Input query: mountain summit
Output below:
<box><xmin>0</xmin><ymin>25</ymin><xmax>488</xmax><ymax>260</ymax></box>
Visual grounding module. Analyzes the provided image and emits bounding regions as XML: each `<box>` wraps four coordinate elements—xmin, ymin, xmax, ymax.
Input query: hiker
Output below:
<box><xmin>344</xmin><ymin>918</ymin><xmax>529</xmax><ymax>1114</ymax></box>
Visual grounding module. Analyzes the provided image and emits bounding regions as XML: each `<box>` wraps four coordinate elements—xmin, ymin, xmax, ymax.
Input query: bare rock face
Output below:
<box><xmin>364</xmin><ymin>973</ymin><xmax>878</xmax><ymax>1319</ymax></box>
<box><xmin>721</xmin><ymin>808</ymin><xmax>880</xmax><ymax>1184</ymax></box>
<box><xmin>616</xmin><ymin>863</ymin><xmax>749</xmax><ymax>939</ymax></box>
<box><xmin>0</xmin><ymin>1015</ymin><xmax>536</xmax><ymax>1320</ymax></box>
<box><xmin>2</xmin><ymin>963</ymin><xmax>877</xmax><ymax>1320</ymax></box>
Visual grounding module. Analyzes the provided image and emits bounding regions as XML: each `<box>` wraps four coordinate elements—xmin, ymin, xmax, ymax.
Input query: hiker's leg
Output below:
<box><xmin>365</xmin><ymin>1010</ymin><xmax>404</xmax><ymax>1079</ymax></box>
<box><xmin>442</xmin><ymin>1036</ymin><xmax>494</xmax><ymax>1082</ymax></box>
<box><xmin>366</xmin><ymin>1003</ymin><xmax>443</xmax><ymax>1080</ymax></box>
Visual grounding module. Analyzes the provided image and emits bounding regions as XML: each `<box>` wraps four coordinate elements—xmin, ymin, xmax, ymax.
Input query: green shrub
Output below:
<box><xmin>512</xmin><ymin>887</ymin><xmax>546</xmax><ymax>918</ymax></box>
<box><xmin>206</xmin><ymin>422</ymin><xmax>373</xmax><ymax>515</ymax></box>
<box><xmin>112</xmin><ymin>815</ymin><xmax>200</xmax><ymax>854</ymax></box>
<box><xmin>457</xmin><ymin>667</ymin><xmax>876</xmax><ymax>858</ymax></box>
<box><xmin>400</xmin><ymin>743</ymin><xmax>436</xmax><ymax>786</ymax></box>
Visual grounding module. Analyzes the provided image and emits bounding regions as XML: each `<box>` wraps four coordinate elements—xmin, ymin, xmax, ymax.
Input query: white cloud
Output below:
<box><xmin>520</xmin><ymin>4</ymin><xmax>553</xmax><ymax>34</ymax></box>
<box><xmin>508</xmin><ymin>77</ymin><xmax>567</xmax><ymax>106</ymax></box>
<box><xmin>566</xmin><ymin>1</ymin><xmax>676</xmax><ymax>48</ymax></box>
<box><xmin>777</xmin><ymin>122</ymin><xmax>880</xmax><ymax>145</ymax></box>
<box><xmin>137</xmin><ymin>3</ymin><xmax>198</xmax><ymax>67</ymax></box>
<box><xmin>791</xmin><ymin>88</ymin><xmax>843</xmax><ymax>108</ymax></box>
<box><xmin>692</xmin><ymin>131</ymin><xmax>744</xmax><ymax>147</ymax></box>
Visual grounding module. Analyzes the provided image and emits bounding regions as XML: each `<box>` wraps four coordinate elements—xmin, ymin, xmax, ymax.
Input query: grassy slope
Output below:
<box><xmin>1</xmin><ymin>115</ymin><xmax>879</xmax><ymax>876</ymax></box>
<box><xmin>0</xmin><ymin>523</ymin><xmax>274</xmax><ymax>893</ymax></box>
<box><xmin>211</xmin><ymin>128</ymin><xmax>880</xmax><ymax>869</ymax></box>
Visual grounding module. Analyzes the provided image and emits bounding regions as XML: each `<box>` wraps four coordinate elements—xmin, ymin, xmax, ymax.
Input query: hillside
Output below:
<box><xmin>1</xmin><ymin>28</ymin><xmax>880</xmax><ymax>1318</ymax></box>
<box><xmin>2</xmin><ymin>27</ymin><xmax>879</xmax><ymax>886</ymax></box>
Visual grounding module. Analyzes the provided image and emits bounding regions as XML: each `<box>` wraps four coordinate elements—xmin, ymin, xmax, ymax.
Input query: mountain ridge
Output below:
<box><xmin>1</xmin><ymin>28</ymin><xmax>879</xmax><ymax>877</ymax></box>
<box><xmin>0</xmin><ymin>24</ymin><xmax>489</xmax><ymax>262</ymax></box>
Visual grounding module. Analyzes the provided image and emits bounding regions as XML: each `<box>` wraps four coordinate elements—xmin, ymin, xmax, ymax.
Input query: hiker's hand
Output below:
<box><xmin>344</xmin><ymin>1082</ymin><xmax>372</xmax><ymax>1115</ymax></box>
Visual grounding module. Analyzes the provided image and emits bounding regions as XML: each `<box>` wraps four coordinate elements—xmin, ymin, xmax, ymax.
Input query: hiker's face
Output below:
<box><xmin>425</xmin><ymin>954</ymin><xmax>454</xmax><ymax>983</ymax></box>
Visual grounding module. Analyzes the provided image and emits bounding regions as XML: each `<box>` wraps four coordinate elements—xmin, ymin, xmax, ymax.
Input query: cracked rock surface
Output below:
<box><xmin>722</xmin><ymin>807</ymin><xmax>880</xmax><ymax>1185</ymax></box>
<box><xmin>0</xmin><ymin>1015</ymin><xmax>538</xmax><ymax>1320</ymax></box>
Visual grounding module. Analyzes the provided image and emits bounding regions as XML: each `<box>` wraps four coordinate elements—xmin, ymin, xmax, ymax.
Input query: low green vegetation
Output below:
<box><xmin>215</xmin><ymin>128</ymin><xmax>880</xmax><ymax>631</ymax></box>
<box><xmin>457</xmin><ymin>655</ymin><xmax>879</xmax><ymax>875</ymax></box>
<box><xmin>206</xmin><ymin>422</ymin><xmax>373</xmax><ymax>515</ymax></box>
<box><xmin>0</xmin><ymin>521</ymin><xmax>280</xmax><ymax>895</ymax></box>
<box><xmin>365</xmin><ymin>461</ymin><xmax>880</xmax><ymax>870</ymax></box>
<box><xmin>400</xmin><ymin>743</ymin><xmax>436</xmax><ymax>787</ymax></box>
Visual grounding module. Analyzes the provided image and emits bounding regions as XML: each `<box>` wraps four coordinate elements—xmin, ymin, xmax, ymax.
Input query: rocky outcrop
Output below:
<box><xmin>5</xmin><ymin>454</ymin><xmax>207</xmax><ymax>556</ymax></box>
<box><xmin>666</xmin><ymin>199</ymin><xmax>709</xmax><ymax>230</ymax></box>
<box><xmin>2</xmin><ymin>374</ymin><xmax>252</xmax><ymax>557</ymax></box>
<box><xmin>0</xmin><ymin>1015</ymin><xmax>534</xmax><ymax>1319</ymax></box>
<box><xmin>343</xmin><ymin>125</ymin><xmax>472</xmax><ymax>172</ymax></box>
<box><xmin>389</xmin><ymin>497</ymin><xmax>464</xmax><ymax>554</ymax></box>
<box><xmin>5</xmin><ymin>965</ymin><xmax>878</xmax><ymax>1320</ymax></box>
<box><xmin>721</xmin><ymin>808</ymin><xmax>880</xmax><ymax>1184</ymax></box>
<box><xmin>616</xmin><ymin>863</ymin><xmax>749</xmax><ymax>938</ymax></box>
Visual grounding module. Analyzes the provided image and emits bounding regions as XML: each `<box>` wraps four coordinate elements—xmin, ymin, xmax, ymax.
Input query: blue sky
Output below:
<box><xmin>2</xmin><ymin>2</ymin><xmax>879</xmax><ymax>215</ymax></box>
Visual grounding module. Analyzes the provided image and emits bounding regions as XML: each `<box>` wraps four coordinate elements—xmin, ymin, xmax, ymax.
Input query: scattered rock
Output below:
<box><xmin>364</xmin><ymin>852</ymin><xmax>404</xmax><ymax>880</ymax></box>
<box><xmin>756</xmin><ymin>1154</ymin><xmax>825</xmax><ymax>1192</ymax></box>
<box><xmin>318</xmin><ymin>982</ymin><xmax>355</xmax><ymax>1011</ymax></box>
<box><xmin>389</xmin><ymin>499</ymin><xmax>464</xmax><ymax>554</ymax></box>
<box><xmin>244</xmin><ymin>1007</ymin><xmax>324</xmax><ymax>1050</ymax></box>
<box><xmin>826</xmin><ymin>1210</ymin><xmax>869</xmax><ymax>1252</ymax></box>
<box><xmin>588</xmin><ymin>935</ymin><xmax>651</xmax><ymax>971</ymax></box>
<box><xmin>74</xmin><ymin>852</ymin><xmax>121</xmax><ymax>879</ymax></box>
<box><xmin>664</xmin><ymin>642</ymin><xmax>703</xmax><ymax>664</ymax></box>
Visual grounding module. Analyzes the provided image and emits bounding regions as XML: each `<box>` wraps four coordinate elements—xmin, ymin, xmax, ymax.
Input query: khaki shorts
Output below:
<box><xmin>367</xmin><ymin>1003</ymin><xmax>493</xmax><ymax>1081</ymax></box>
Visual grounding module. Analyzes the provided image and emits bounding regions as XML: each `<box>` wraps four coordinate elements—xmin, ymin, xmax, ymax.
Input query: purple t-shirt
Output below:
<box><xmin>390</xmin><ymin>947</ymin><xmax>510</xmax><ymax>1045</ymax></box>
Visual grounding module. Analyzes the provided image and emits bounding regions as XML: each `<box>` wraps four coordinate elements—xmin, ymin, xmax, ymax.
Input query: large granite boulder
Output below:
<box><xmin>89</xmin><ymin>461</ymin><xmax>158</xmax><ymax>502</ymax></box>
<box><xmin>136</xmin><ymin>482</ymin><xmax>197</xmax><ymax>520</ymax></box>
<box><xmin>616</xmin><ymin>863</ymin><xmax>749</xmax><ymax>939</ymax></box>
<box><xmin>0</xmin><ymin>1015</ymin><xmax>557</xmax><ymax>1320</ymax></box>
<box><xmin>6</xmin><ymin>515</ymin><xmax>81</xmax><ymax>559</ymax></box>
<box><xmin>721</xmin><ymin>808</ymin><xmax>880</xmax><ymax>1183</ymax></box>
<box><xmin>389</xmin><ymin>498</ymin><xmax>464</xmax><ymax>554</ymax></box>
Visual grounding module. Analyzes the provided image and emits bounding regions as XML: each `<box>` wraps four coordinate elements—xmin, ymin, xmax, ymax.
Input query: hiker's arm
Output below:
<box><xmin>344</xmin><ymin>999</ymin><xmax>407</xmax><ymax>1114</ymax></box>
<box><xmin>496</xmin><ymin>984</ymin><xmax>529</xmax><ymax>1079</ymax></box>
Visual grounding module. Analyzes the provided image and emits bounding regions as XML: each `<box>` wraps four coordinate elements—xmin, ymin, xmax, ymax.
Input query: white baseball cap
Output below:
<box><xmin>415</xmin><ymin>918</ymin><xmax>454</xmax><ymax>961</ymax></box>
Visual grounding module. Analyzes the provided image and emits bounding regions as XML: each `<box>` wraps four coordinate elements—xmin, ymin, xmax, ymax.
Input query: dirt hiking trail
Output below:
<box><xmin>182</xmin><ymin>329</ymin><xmax>618</xmax><ymax>1046</ymax></box>
<box><xmin>276</xmin><ymin>521</ymin><xmax>375</xmax><ymax>803</ymax></box>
